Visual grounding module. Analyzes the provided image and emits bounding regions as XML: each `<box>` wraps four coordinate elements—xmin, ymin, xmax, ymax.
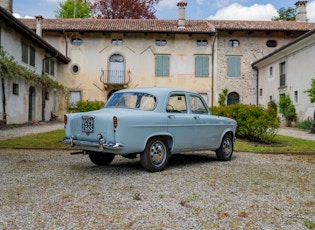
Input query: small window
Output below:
<box><xmin>155</xmin><ymin>40</ymin><xmax>167</xmax><ymax>46</ymax></box>
<box><xmin>22</xmin><ymin>42</ymin><xmax>35</xmax><ymax>66</ymax></box>
<box><xmin>69</xmin><ymin>91</ymin><xmax>81</xmax><ymax>108</ymax></box>
<box><xmin>44</xmin><ymin>58</ymin><xmax>55</xmax><ymax>76</ymax></box>
<box><xmin>266</xmin><ymin>40</ymin><xmax>277</xmax><ymax>47</ymax></box>
<box><xmin>13</xmin><ymin>83</ymin><xmax>19</xmax><ymax>95</ymax></box>
<box><xmin>259</xmin><ymin>88</ymin><xmax>263</xmax><ymax>96</ymax></box>
<box><xmin>228</xmin><ymin>40</ymin><xmax>240</xmax><ymax>47</ymax></box>
<box><xmin>269</xmin><ymin>66</ymin><xmax>273</xmax><ymax>78</ymax></box>
<box><xmin>112</xmin><ymin>39</ymin><xmax>122</xmax><ymax>46</ymax></box>
<box><xmin>72</xmin><ymin>65</ymin><xmax>79</xmax><ymax>74</ymax></box>
<box><xmin>71</xmin><ymin>38</ymin><xmax>82</xmax><ymax>46</ymax></box>
<box><xmin>197</xmin><ymin>40</ymin><xmax>208</xmax><ymax>46</ymax></box>
<box><xmin>294</xmin><ymin>91</ymin><xmax>298</xmax><ymax>103</ymax></box>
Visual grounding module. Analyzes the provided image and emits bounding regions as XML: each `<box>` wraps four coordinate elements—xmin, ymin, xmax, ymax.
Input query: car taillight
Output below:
<box><xmin>113</xmin><ymin>116</ymin><xmax>118</xmax><ymax>128</ymax></box>
<box><xmin>64</xmin><ymin>115</ymin><xmax>68</xmax><ymax>125</ymax></box>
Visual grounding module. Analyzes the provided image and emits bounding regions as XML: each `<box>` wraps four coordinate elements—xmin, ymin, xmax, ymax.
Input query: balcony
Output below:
<box><xmin>100</xmin><ymin>70</ymin><xmax>130</xmax><ymax>88</ymax></box>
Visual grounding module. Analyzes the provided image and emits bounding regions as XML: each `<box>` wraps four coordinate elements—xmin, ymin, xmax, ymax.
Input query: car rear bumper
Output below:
<box><xmin>63</xmin><ymin>135</ymin><xmax>123</xmax><ymax>151</ymax></box>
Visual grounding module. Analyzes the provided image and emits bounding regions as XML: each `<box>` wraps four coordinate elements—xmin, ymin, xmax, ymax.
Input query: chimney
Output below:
<box><xmin>0</xmin><ymin>0</ymin><xmax>13</xmax><ymax>13</ymax></box>
<box><xmin>295</xmin><ymin>1</ymin><xmax>308</xmax><ymax>22</ymax></box>
<box><xmin>35</xmin><ymin>15</ymin><xmax>43</xmax><ymax>37</ymax></box>
<box><xmin>177</xmin><ymin>1</ymin><xmax>187</xmax><ymax>28</ymax></box>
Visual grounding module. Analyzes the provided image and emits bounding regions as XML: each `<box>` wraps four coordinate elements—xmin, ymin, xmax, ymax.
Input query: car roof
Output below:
<box><xmin>115</xmin><ymin>87</ymin><xmax>196</xmax><ymax>95</ymax></box>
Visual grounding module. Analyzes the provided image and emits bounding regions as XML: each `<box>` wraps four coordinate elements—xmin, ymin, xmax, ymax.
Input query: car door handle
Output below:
<box><xmin>168</xmin><ymin>115</ymin><xmax>175</xmax><ymax>119</ymax></box>
<box><xmin>194</xmin><ymin>116</ymin><xmax>200</xmax><ymax>119</ymax></box>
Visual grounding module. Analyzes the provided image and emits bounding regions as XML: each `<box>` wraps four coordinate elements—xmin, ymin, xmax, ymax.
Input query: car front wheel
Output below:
<box><xmin>141</xmin><ymin>137</ymin><xmax>169</xmax><ymax>172</ymax></box>
<box><xmin>88</xmin><ymin>152</ymin><xmax>115</xmax><ymax>166</ymax></box>
<box><xmin>216</xmin><ymin>134</ymin><xmax>233</xmax><ymax>161</ymax></box>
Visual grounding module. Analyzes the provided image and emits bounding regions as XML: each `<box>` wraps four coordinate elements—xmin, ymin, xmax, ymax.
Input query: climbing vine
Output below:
<box><xmin>0</xmin><ymin>47</ymin><xmax>65</xmax><ymax>91</ymax></box>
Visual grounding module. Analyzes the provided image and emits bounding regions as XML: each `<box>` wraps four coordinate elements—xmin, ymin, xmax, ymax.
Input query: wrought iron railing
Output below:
<box><xmin>100</xmin><ymin>70</ymin><xmax>130</xmax><ymax>86</ymax></box>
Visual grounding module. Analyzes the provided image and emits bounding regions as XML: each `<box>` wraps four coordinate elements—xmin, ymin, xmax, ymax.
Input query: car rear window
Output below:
<box><xmin>105</xmin><ymin>92</ymin><xmax>156</xmax><ymax>110</ymax></box>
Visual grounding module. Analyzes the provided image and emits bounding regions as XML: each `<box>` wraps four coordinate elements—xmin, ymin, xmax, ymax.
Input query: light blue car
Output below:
<box><xmin>64</xmin><ymin>88</ymin><xmax>237</xmax><ymax>172</ymax></box>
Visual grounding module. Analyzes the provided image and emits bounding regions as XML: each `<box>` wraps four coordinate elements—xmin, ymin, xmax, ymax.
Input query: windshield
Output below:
<box><xmin>105</xmin><ymin>92</ymin><xmax>157</xmax><ymax>110</ymax></box>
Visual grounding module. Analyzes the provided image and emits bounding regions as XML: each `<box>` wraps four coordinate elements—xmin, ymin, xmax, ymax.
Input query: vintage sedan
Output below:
<box><xmin>63</xmin><ymin>88</ymin><xmax>237</xmax><ymax>172</ymax></box>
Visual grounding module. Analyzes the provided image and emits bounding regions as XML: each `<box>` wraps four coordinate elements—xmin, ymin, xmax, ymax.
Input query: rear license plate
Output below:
<box><xmin>82</xmin><ymin>116</ymin><xmax>95</xmax><ymax>133</ymax></box>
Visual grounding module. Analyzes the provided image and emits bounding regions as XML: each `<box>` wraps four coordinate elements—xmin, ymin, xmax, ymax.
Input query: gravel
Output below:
<box><xmin>0</xmin><ymin>149</ymin><xmax>314</xmax><ymax>229</ymax></box>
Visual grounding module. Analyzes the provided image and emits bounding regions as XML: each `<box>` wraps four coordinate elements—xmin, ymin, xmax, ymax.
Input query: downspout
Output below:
<box><xmin>211</xmin><ymin>33</ymin><xmax>217</xmax><ymax>107</ymax></box>
<box><xmin>63</xmin><ymin>30</ymin><xmax>68</xmax><ymax>57</ymax></box>
<box><xmin>1</xmin><ymin>77</ymin><xmax>6</xmax><ymax>124</ymax></box>
<box><xmin>253</xmin><ymin>65</ymin><xmax>259</xmax><ymax>105</ymax></box>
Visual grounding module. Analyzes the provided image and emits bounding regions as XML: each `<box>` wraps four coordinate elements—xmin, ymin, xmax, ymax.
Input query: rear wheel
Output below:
<box><xmin>141</xmin><ymin>137</ymin><xmax>169</xmax><ymax>172</ymax></box>
<box><xmin>216</xmin><ymin>134</ymin><xmax>233</xmax><ymax>161</ymax></box>
<box><xmin>88</xmin><ymin>152</ymin><xmax>115</xmax><ymax>166</ymax></box>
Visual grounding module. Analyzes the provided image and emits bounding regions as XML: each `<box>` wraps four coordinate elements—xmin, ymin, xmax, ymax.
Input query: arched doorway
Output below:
<box><xmin>108</xmin><ymin>54</ymin><xmax>125</xmax><ymax>84</ymax></box>
<box><xmin>227</xmin><ymin>92</ymin><xmax>239</xmax><ymax>105</ymax></box>
<box><xmin>28</xmin><ymin>86</ymin><xmax>36</xmax><ymax>121</ymax></box>
<box><xmin>107</xmin><ymin>89</ymin><xmax>119</xmax><ymax>100</ymax></box>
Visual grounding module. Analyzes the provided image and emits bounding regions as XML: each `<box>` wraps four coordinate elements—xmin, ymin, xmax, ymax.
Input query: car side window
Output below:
<box><xmin>166</xmin><ymin>94</ymin><xmax>187</xmax><ymax>113</ymax></box>
<box><xmin>189</xmin><ymin>95</ymin><xmax>208</xmax><ymax>114</ymax></box>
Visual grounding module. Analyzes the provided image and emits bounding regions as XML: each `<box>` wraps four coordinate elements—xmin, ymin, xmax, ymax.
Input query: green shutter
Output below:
<box><xmin>228</xmin><ymin>56</ymin><xmax>240</xmax><ymax>77</ymax></box>
<box><xmin>195</xmin><ymin>56</ymin><xmax>209</xmax><ymax>77</ymax></box>
<box><xmin>29</xmin><ymin>46</ymin><xmax>35</xmax><ymax>67</ymax></box>
<box><xmin>50</xmin><ymin>60</ymin><xmax>55</xmax><ymax>76</ymax></box>
<box><xmin>155</xmin><ymin>55</ymin><xmax>169</xmax><ymax>76</ymax></box>
<box><xmin>22</xmin><ymin>42</ymin><xmax>28</xmax><ymax>64</ymax></box>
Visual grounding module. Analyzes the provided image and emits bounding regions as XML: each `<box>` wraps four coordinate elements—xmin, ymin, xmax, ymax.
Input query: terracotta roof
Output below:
<box><xmin>20</xmin><ymin>18</ymin><xmax>216</xmax><ymax>34</ymax></box>
<box><xmin>209</xmin><ymin>20</ymin><xmax>315</xmax><ymax>32</ymax></box>
<box><xmin>0</xmin><ymin>7</ymin><xmax>70</xmax><ymax>64</ymax></box>
<box><xmin>19</xmin><ymin>18</ymin><xmax>315</xmax><ymax>34</ymax></box>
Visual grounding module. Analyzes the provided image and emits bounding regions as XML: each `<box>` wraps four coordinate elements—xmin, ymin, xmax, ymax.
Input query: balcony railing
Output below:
<box><xmin>100</xmin><ymin>70</ymin><xmax>130</xmax><ymax>87</ymax></box>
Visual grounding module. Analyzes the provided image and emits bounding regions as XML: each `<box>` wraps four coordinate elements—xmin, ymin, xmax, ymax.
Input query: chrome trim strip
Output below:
<box><xmin>63</xmin><ymin>137</ymin><xmax>123</xmax><ymax>151</ymax></box>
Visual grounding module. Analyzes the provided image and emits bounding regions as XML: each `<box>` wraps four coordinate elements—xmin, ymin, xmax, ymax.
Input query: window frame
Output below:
<box><xmin>279</xmin><ymin>62</ymin><xmax>286</xmax><ymax>87</ymax></box>
<box><xmin>196</xmin><ymin>40</ymin><xmax>208</xmax><ymax>46</ymax></box>
<box><xmin>228</xmin><ymin>40</ymin><xmax>240</xmax><ymax>47</ymax></box>
<box><xmin>21</xmin><ymin>41</ymin><xmax>35</xmax><ymax>67</ymax></box>
<box><xmin>155</xmin><ymin>39</ymin><xmax>167</xmax><ymax>46</ymax></box>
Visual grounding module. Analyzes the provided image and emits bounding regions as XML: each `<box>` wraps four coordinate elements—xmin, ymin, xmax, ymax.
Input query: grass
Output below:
<box><xmin>0</xmin><ymin>129</ymin><xmax>314</xmax><ymax>153</ymax></box>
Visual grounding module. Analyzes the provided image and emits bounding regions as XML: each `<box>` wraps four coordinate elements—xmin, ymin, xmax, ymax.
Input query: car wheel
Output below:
<box><xmin>216</xmin><ymin>133</ymin><xmax>233</xmax><ymax>161</ymax></box>
<box><xmin>141</xmin><ymin>137</ymin><xmax>169</xmax><ymax>172</ymax></box>
<box><xmin>88</xmin><ymin>152</ymin><xmax>115</xmax><ymax>166</ymax></box>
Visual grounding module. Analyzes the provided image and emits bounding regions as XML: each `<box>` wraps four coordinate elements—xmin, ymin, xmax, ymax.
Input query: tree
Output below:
<box><xmin>279</xmin><ymin>94</ymin><xmax>297</xmax><ymax>127</ymax></box>
<box><xmin>272</xmin><ymin>7</ymin><xmax>296</xmax><ymax>21</ymax></box>
<box><xmin>55</xmin><ymin>0</ymin><xmax>91</xmax><ymax>18</ymax></box>
<box><xmin>304</xmin><ymin>78</ymin><xmax>315</xmax><ymax>103</ymax></box>
<box><xmin>90</xmin><ymin>0</ymin><xmax>160</xmax><ymax>19</ymax></box>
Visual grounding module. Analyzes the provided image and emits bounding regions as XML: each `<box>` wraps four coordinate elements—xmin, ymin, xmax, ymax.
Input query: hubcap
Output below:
<box><xmin>149</xmin><ymin>141</ymin><xmax>166</xmax><ymax>166</ymax></box>
<box><xmin>222</xmin><ymin>139</ymin><xmax>232</xmax><ymax>157</ymax></box>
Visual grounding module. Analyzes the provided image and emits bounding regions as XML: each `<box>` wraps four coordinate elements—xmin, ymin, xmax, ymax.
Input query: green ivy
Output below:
<box><xmin>0</xmin><ymin>47</ymin><xmax>64</xmax><ymax>91</ymax></box>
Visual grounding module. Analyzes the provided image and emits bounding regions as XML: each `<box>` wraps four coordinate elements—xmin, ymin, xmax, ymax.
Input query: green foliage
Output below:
<box><xmin>70</xmin><ymin>100</ymin><xmax>104</xmax><ymax>112</ymax></box>
<box><xmin>218</xmin><ymin>88</ymin><xmax>228</xmax><ymax>106</ymax></box>
<box><xmin>304</xmin><ymin>78</ymin><xmax>315</xmax><ymax>103</ymax></box>
<box><xmin>294</xmin><ymin>119</ymin><xmax>314</xmax><ymax>130</ymax></box>
<box><xmin>0</xmin><ymin>47</ymin><xmax>64</xmax><ymax>91</ymax></box>
<box><xmin>211</xmin><ymin>104</ymin><xmax>280</xmax><ymax>143</ymax></box>
<box><xmin>279</xmin><ymin>94</ymin><xmax>297</xmax><ymax>127</ymax></box>
<box><xmin>267</xmin><ymin>100</ymin><xmax>278</xmax><ymax>113</ymax></box>
<box><xmin>55</xmin><ymin>0</ymin><xmax>91</xmax><ymax>18</ymax></box>
<box><xmin>272</xmin><ymin>7</ymin><xmax>296</xmax><ymax>21</ymax></box>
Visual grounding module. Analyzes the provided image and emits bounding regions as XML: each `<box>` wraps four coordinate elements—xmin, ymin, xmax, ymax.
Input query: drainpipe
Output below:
<box><xmin>211</xmin><ymin>33</ymin><xmax>217</xmax><ymax>107</ymax></box>
<box><xmin>253</xmin><ymin>65</ymin><xmax>259</xmax><ymax>105</ymax></box>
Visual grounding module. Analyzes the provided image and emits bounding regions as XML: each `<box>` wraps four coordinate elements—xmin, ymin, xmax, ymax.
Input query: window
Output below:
<box><xmin>166</xmin><ymin>94</ymin><xmax>187</xmax><ymax>113</ymax></box>
<box><xmin>280</xmin><ymin>62</ymin><xmax>286</xmax><ymax>87</ymax></box>
<box><xmin>259</xmin><ymin>88</ymin><xmax>263</xmax><ymax>96</ymax></box>
<box><xmin>72</xmin><ymin>65</ymin><xmax>79</xmax><ymax>74</ymax></box>
<box><xmin>22</xmin><ymin>42</ymin><xmax>35</xmax><ymax>67</ymax></box>
<box><xmin>12</xmin><ymin>83</ymin><xmax>19</xmax><ymax>95</ymax></box>
<box><xmin>195</xmin><ymin>56</ymin><xmax>209</xmax><ymax>77</ymax></box>
<box><xmin>227</xmin><ymin>56</ymin><xmax>241</xmax><ymax>78</ymax></box>
<box><xmin>197</xmin><ymin>40</ymin><xmax>208</xmax><ymax>46</ymax></box>
<box><xmin>155</xmin><ymin>55</ymin><xmax>169</xmax><ymax>76</ymax></box>
<box><xmin>227</xmin><ymin>92</ymin><xmax>240</xmax><ymax>105</ymax></box>
<box><xmin>112</xmin><ymin>39</ymin><xmax>122</xmax><ymax>46</ymax></box>
<box><xmin>294</xmin><ymin>91</ymin><xmax>298</xmax><ymax>103</ymax></box>
<box><xmin>44</xmin><ymin>58</ymin><xmax>55</xmax><ymax>76</ymax></box>
<box><xmin>71</xmin><ymin>38</ymin><xmax>82</xmax><ymax>46</ymax></box>
<box><xmin>228</xmin><ymin>40</ymin><xmax>240</xmax><ymax>47</ymax></box>
<box><xmin>155</xmin><ymin>40</ymin><xmax>167</xmax><ymax>46</ymax></box>
<box><xmin>266</xmin><ymin>40</ymin><xmax>277</xmax><ymax>47</ymax></box>
<box><xmin>189</xmin><ymin>95</ymin><xmax>208</xmax><ymax>114</ymax></box>
<box><xmin>269</xmin><ymin>66</ymin><xmax>273</xmax><ymax>78</ymax></box>
<box><xmin>69</xmin><ymin>91</ymin><xmax>81</xmax><ymax>108</ymax></box>
<box><xmin>45</xmin><ymin>91</ymin><xmax>49</xmax><ymax>100</ymax></box>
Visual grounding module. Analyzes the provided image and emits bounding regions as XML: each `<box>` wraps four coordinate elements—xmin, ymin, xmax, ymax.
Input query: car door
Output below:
<box><xmin>189</xmin><ymin>94</ymin><xmax>221</xmax><ymax>149</ymax></box>
<box><xmin>166</xmin><ymin>93</ymin><xmax>195</xmax><ymax>151</ymax></box>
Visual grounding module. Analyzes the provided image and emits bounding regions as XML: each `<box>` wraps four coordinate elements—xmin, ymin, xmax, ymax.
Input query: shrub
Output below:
<box><xmin>70</xmin><ymin>100</ymin><xmax>104</xmax><ymax>112</ymax></box>
<box><xmin>294</xmin><ymin>119</ymin><xmax>313</xmax><ymax>130</ymax></box>
<box><xmin>279</xmin><ymin>94</ymin><xmax>297</xmax><ymax>127</ymax></box>
<box><xmin>210</xmin><ymin>104</ymin><xmax>280</xmax><ymax>143</ymax></box>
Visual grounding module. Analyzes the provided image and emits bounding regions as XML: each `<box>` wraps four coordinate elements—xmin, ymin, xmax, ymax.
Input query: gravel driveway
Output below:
<box><xmin>0</xmin><ymin>149</ymin><xmax>314</xmax><ymax>229</ymax></box>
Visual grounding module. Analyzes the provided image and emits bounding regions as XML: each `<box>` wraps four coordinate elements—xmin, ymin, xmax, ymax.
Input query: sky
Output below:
<box><xmin>11</xmin><ymin>0</ymin><xmax>315</xmax><ymax>23</ymax></box>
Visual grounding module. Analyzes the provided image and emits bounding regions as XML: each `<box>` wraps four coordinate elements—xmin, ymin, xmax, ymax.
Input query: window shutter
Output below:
<box><xmin>155</xmin><ymin>55</ymin><xmax>169</xmax><ymax>76</ymax></box>
<box><xmin>196</xmin><ymin>56</ymin><xmax>209</xmax><ymax>77</ymax></box>
<box><xmin>228</xmin><ymin>56</ymin><xmax>240</xmax><ymax>77</ymax></box>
